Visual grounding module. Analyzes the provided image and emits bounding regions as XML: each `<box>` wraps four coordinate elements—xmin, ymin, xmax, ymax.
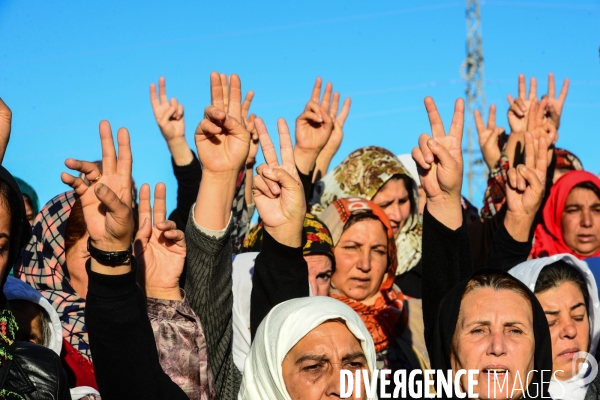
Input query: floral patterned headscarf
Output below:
<box><xmin>311</xmin><ymin>146</ymin><xmax>422</xmax><ymax>276</ymax></box>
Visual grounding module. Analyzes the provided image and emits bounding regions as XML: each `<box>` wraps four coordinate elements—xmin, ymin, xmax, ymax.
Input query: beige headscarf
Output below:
<box><xmin>311</xmin><ymin>146</ymin><xmax>422</xmax><ymax>276</ymax></box>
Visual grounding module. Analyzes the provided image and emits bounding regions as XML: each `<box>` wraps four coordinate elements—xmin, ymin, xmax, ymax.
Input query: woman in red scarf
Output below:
<box><xmin>319</xmin><ymin>198</ymin><xmax>427</xmax><ymax>384</ymax></box>
<box><xmin>532</xmin><ymin>170</ymin><xmax>600</xmax><ymax>259</ymax></box>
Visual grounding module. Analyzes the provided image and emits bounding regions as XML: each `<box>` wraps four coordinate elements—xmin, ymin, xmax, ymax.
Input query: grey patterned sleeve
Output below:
<box><xmin>184</xmin><ymin>207</ymin><xmax>242</xmax><ymax>399</ymax></box>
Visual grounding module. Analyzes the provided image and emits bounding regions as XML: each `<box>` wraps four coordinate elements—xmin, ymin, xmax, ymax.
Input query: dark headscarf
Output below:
<box><xmin>429</xmin><ymin>268</ymin><xmax>553</xmax><ymax>399</ymax></box>
<box><xmin>14</xmin><ymin>177</ymin><xmax>39</xmax><ymax>217</ymax></box>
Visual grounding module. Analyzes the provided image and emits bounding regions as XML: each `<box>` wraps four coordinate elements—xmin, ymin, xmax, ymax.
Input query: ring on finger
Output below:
<box><xmin>89</xmin><ymin>174</ymin><xmax>102</xmax><ymax>184</ymax></box>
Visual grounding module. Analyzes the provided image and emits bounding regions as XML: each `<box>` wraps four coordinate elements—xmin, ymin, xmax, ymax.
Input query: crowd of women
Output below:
<box><xmin>0</xmin><ymin>70</ymin><xmax>599</xmax><ymax>399</ymax></box>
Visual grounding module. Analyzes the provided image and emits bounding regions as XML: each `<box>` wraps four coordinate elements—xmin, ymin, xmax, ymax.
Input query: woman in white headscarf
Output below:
<box><xmin>509</xmin><ymin>254</ymin><xmax>600</xmax><ymax>400</ymax></box>
<box><xmin>239</xmin><ymin>296</ymin><xmax>377</xmax><ymax>400</ymax></box>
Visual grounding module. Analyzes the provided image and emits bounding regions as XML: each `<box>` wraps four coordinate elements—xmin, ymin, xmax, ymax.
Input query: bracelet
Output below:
<box><xmin>87</xmin><ymin>238</ymin><xmax>132</xmax><ymax>266</ymax></box>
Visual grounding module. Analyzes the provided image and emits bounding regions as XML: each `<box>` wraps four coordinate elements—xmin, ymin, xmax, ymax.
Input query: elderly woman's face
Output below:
<box><xmin>332</xmin><ymin>219</ymin><xmax>388</xmax><ymax>304</ymax></box>
<box><xmin>372</xmin><ymin>178</ymin><xmax>411</xmax><ymax>238</ymax></box>
<box><xmin>562</xmin><ymin>187</ymin><xmax>600</xmax><ymax>257</ymax></box>
<box><xmin>304</xmin><ymin>254</ymin><xmax>333</xmax><ymax>296</ymax></box>
<box><xmin>451</xmin><ymin>288</ymin><xmax>535</xmax><ymax>399</ymax></box>
<box><xmin>282</xmin><ymin>320</ymin><xmax>368</xmax><ymax>399</ymax></box>
<box><xmin>536</xmin><ymin>281</ymin><xmax>589</xmax><ymax>381</ymax></box>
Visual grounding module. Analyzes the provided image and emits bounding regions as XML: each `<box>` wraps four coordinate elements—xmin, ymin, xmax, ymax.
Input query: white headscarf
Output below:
<box><xmin>238</xmin><ymin>296</ymin><xmax>378</xmax><ymax>400</ymax></box>
<box><xmin>3</xmin><ymin>276</ymin><xmax>101</xmax><ymax>399</ymax></box>
<box><xmin>509</xmin><ymin>254</ymin><xmax>600</xmax><ymax>400</ymax></box>
<box><xmin>396</xmin><ymin>154</ymin><xmax>421</xmax><ymax>187</ymax></box>
<box><xmin>232</xmin><ymin>252</ymin><xmax>257</xmax><ymax>373</ymax></box>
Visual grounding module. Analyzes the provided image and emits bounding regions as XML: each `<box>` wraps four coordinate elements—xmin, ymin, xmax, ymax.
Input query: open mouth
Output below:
<box><xmin>482</xmin><ymin>367</ymin><xmax>509</xmax><ymax>377</ymax></box>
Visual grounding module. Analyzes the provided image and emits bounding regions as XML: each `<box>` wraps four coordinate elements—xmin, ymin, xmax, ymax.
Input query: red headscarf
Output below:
<box><xmin>320</xmin><ymin>198</ymin><xmax>404</xmax><ymax>353</ymax></box>
<box><xmin>531</xmin><ymin>171</ymin><xmax>600</xmax><ymax>259</ymax></box>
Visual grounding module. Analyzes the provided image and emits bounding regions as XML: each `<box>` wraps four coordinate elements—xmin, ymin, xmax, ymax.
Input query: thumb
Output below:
<box><xmin>94</xmin><ymin>183</ymin><xmax>131</xmax><ymax>222</ymax></box>
<box><xmin>518</xmin><ymin>165</ymin><xmax>544</xmax><ymax>197</ymax></box>
<box><xmin>427</xmin><ymin>139</ymin><xmax>458</xmax><ymax>170</ymax></box>
<box><xmin>261</xmin><ymin>166</ymin><xmax>304</xmax><ymax>194</ymax></box>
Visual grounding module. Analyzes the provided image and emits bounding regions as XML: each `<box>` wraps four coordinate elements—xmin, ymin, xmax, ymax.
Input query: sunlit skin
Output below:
<box><xmin>536</xmin><ymin>282</ymin><xmax>589</xmax><ymax>380</ymax></box>
<box><xmin>23</xmin><ymin>196</ymin><xmax>34</xmax><ymax>225</ymax></box>
<box><xmin>282</xmin><ymin>320</ymin><xmax>368</xmax><ymax>399</ymax></box>
<box><xmin>451</xmin><ymin>288</ymin><xmax>535</xmax><ymax>400</ymax></box>
<box><xmin>417</xmin><ymin>186</ymin><xmax>426</xmax><ymax>215</ymax></box>
<box><xmin>9</xmin><ymin>300</ymin><xmax>44</xmax><ymax>345</ymax></box>
<box><xmin>561</xmin><ymin>188</ymin><xmax>600</xmax><ymax>257</ymax></box>
<box><xmin>331</xmin><ymin>219</ymin><xmax>388</xmax><ymax>305</ymax></box>
<box><xmin>372</xmin><ymin>179</ymin><xmax>411</xmax><ymax>238</ymax></box>
<box><xmin>65</xmin><ymin>233</ymin><xmax>90</xmax><ymax>299</ymax></box>
<box><xmin>305</xmin><ymin>254</ymin><xmax>333</xmax><ymax>296</ymax></box>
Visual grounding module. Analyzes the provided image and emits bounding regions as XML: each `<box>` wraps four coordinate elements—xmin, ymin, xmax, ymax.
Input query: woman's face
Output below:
<box><xmin>562</xmin><ymin>187</ymin><xmax>600</xmax><ymax>257</ymax></box>
<box><xmin>0</xmin><ymin>201</ymin><xmax>11</xmax><ymax>276</ymax></box>
<box><xmin>332</xmin><ymin>219</ymin><xmax>388</xmax><ymax>304</ymax></box>
<box><xmin>451</xmin><ymin>287</ymin><xmax>535</xmax><ymax>399</ymax></box>
<box><xmin>305</xmin><ymin>254</ymin><xmax>333</xmax><ymax>296</ymax></box>
<box><xmin>282</xmin><ymin>320</ymin><xmax>368</xmax><ymax>399</ymax></box>
<box><xmin>23</xmin><ymin>196</ymin><xmax>34</xmax><ymax>226</ymax></box>
<box><xmin>536</xmin><ymin>281</ymin><xmax>589</xmax><ymax>380</ymax></box>
<box><xmin>65</xmin><ymin>233</ymin><xmax>90</xmax><ymax>299</ymax></box>
<box><xmin>372</xmin><ymin>178</ymin><xmax>411</xmax><ymax>238</ymax></box>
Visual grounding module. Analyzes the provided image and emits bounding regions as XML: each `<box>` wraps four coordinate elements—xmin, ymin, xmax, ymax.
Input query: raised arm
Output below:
<box><xmin>62</xmin><ymin>121</ymin><xmax>187</xmax><ymax>399</ymax></box>
<box><xmin>0</xmin><ymin>98</ymin><xmax>11</xmax><ymax>164</ymax></box>
<box><xmin>184</xmin><ymin>72</ymin><xmax>250</xmax><ymax>398</ymax></box>
<box><xmin>250</xmin><ymin>117</ymin><xmax>307</xmax><ymax>339</ymax></box>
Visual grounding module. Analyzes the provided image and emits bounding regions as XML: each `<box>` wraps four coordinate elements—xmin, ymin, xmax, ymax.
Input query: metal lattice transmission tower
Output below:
<box><xmin>460</xmin><ymin>0</ymin><xmax>486</xmax><ymax>203</ymax></box>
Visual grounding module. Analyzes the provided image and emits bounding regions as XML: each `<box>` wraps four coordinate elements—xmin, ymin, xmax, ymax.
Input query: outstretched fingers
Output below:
<box><xmin>449</xmin><ymin>98</ymin><xmax>465</xmax><ymax>141</ymax></box>
<box><xmin>277</xmin><ymin>118</ymin><xmax>295</xmax><ymax>169</ymax></box>
<box><xmin>255</xmin><ymin>118</ymin><xmax>279</xmax><ymax>167</ymax></box>
<box><xmin>61</xmin><ymin>173</ymin><xmax>90</xmax><ymax>197</ymax></box>
<box><xmin>310</xmin><ymin>77</ymin><xmax>322</xmax><ymax>103</ymax></box>
<box><xmin>99</xmin><ymin>121</ymin><xmax>117</xmax><ymax>175</ymax></box>
<box><xmin>424</xmin><ymin>97</ymin><xmax>446</xmax><ymax>138</ymax></box>
<box><xmin>228</xmin><ymin>74</ymin><xmax>242</xmax><ymax>121</ymax></box>
<box><xmin>153</xmin><ymin>182</ymin><xmax>167</xmax><ymax>225</ymax></box>
<box><xmin>210</xmin><ymin>72</ymin><xmax>224</xmax><ymax>111</ymax></box>
<box><xmin>242</xmin><ymin>90</ymin><xmax>255</xmax><ymax>120</ymax></box>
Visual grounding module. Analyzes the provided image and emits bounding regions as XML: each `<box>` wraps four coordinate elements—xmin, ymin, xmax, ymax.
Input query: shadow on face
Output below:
<box><xmin>561</xmin><ymin>186</ymin><xmax>600</xmax><ymax>257</ymax></box>
<box><xmin>332</xmin><ymin>219</ymin><xmax>388</xmax><ymax>305</ymax></box>
<box><xmin>536</xmin><ymin>281</ymin><xmax>589</xmax><ymax>380</ymax></box>
<box><xmin>372</xmin><ymin>178</ymin><xmax>411</xmax><ymax>239</ymax></box>
<box><xmin>8</xmin><ymin>299</ymin><xmax>45</xmax><ymax>345</ymax></box>
<box><xmin>282</xmin><ymin>320</ymin><xmax>368</xmax><ymax>399</ymax></box>
<box><xmin>451</xmin><ymin>287</ymin><xmax>535</xmax><ymax>400</ymax></box>
<box><xmin>305</xmin><ymin>254</ymin><xmax>333</xmax><ymax>296</ymax></box>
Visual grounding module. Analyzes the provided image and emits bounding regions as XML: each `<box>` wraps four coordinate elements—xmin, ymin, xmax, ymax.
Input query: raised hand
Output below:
<box><xmin>241</xmin><ymin>91</ymin><xmax>259</xmax><ymax>168</ymax></box>
<box><xmin>544</xmin><ymin>73</ymin><xmax>569</xmax><ymax>129</ymax></box>
<box><xmin>135</xmin><ymin>183</ymin><xmax>185</xmax><ymax>301</ymax></box>
<box><xmin>412</xmin><ymin>97</ymin><xmax>464</xmax><ymax>229</ymax></box>
<box><xmin>0</xmin><ymin>98</ymin><xmax>11</xmax><ymax>163</ymax></box>
<box><xmin>474</xmin><ymin>104</ymin><xmax>505</xmax><ymax>170</ymax></box>
<box><xmin>504</xmin><ymin>132</ymin><xmax>549</xmax><ymax>242</ymax></box>
<box><xmin>294</xmin><ymin>77</ymin><xmax>334</xmax><ymax>174</ymax></box>
<box><xmin>150</xmin><ymin>77</ymin><xmax>192</xmax><ymax>166</ymax></box>
<box><xmin>194</xmin><ymin>72</ymin><xmax>250</xmax><ymax>175</ymax></box>
<box><xmin>61</xmin><ymin>121</ymin><xmax>134</xmax><ymax>272</ymax></box>
<box><xmin>313</xmin><ymin>93</ymin><xmax>352</xmax><ymax>181</ymax></box>
<box><xmin>507</xmin><ymin>74</ymin><xmax>537</xmax><ymax>135</ymax></box>
<box><xmin>253</xmin><ymin>118</ymin><xmax>306</xmax><ymax>248</ymax></box>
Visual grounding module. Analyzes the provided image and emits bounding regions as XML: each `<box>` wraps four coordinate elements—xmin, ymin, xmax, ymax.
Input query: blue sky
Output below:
<box><xmin>1</xmin><ymin>0</ymin><xmax>598</xmax><ymax>212</ymax></box>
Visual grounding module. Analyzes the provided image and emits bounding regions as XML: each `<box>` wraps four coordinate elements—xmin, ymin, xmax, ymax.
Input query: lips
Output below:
<box><xmin>481</xmin><ymin>365</ymin><xmax>510</xmax><ymax>376</ymax></box>
<box><xmin>577</xmin><ymin>235</ymin><xmax>596</xmax><ymax>243</ymax></box>
<box><xmin>558</xmin><ymin>347</ymin><xmax>580</xmax><ymax>358</ymax></box>
<box><xmin>350</xmin><ymin>278</ymin><xmax>371</xmax><ymax>287</ymax></box>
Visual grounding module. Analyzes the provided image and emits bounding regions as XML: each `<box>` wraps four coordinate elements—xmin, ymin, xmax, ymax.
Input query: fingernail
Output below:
<box><xmin>264</xmin><ymin>167</ymin><xmax>273</xmax><ymax>174</ymax></box>
<box><xmin>96</xmin><ymin>183</ymin><xmax>107</xmax><ymax>195</ymax></box>
<box><xmin>428</xmin><ymin>139</ymin><xmax>437</xmax><ymax>147</ymax></box>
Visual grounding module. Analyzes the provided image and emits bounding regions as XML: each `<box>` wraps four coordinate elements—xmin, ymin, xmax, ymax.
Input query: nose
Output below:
<box><xmin>356</xmin><ymin>248</ymin><xmax>372</xmax><ymax>273</ymax></box>
<box><xmin>326</xmin><ymin>364</ymin><xmax>344</xmax><ymax>398</ymax></box>
<box><xmin>386</xmin><ymin>203</ymin><xmax>403</xmax><ymax>226</ymax></box>
<box><xmin>581</xmin><ymin>209</ymin><xmax>593</xmax><ymax>228</ymax></box>
<box><xmin>487</xmin><ymin>331</ymin><xmax>507</xmax><ymax>357</ymax></box>
<box><xmin>559</xmin><ymin>317</ymin><xmax>578</xmax><ymax>340</ymax></box>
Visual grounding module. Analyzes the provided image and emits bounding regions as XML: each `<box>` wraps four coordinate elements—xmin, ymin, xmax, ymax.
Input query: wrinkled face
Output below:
<box><xmin>0</xmin><ymin>201</ymin><xmax>11</xmax><ymax>276</ymax></box>
<box><xmin>23</xmin><ymin>196</ymin><xmax>34</xmax><ymax>226</ymax></box>
<box><xmin>536</xmin><ymin>281</ymin><xmax>589</xmax><ymax>380</ymax></box>
<box><xmin>451</xmin><ymin>288</ymin><xmax>535</xmax><ymax>399</ymax></box>
<box><xmin>561</xmin><ymin>187</ymin><xmax>600</xmax><ymax>257</ymax></box>
<box><xmin>305</xmin><ymin>254</ymin><xmax>333</xmax><ymax>296</ymax></box>
<box><xmin>282</xmin><ymin>320</ymin><xmax>368</xmax><ymax>399</ymax></box>
<box><xmin>65</xmin><ymin>233</ymin><xmax>90</xmax><ymax>299</ymax></box>
<box><xmin>372</xmin><ymin>178</ymin><xmax>411</xmax><ymax>238</ymax></box>
<box><xmin>332</xmin><ymin>219</ymin><xmax>388</xmax><ymax>304</ymax></box>
<box><xmin>8</xmin><ymin>300</ymin><xmax>44</xmax><ymax>345</ymax></box>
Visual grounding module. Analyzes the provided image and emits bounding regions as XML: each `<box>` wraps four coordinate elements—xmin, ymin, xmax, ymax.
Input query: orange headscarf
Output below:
<box><xmin>320</xmin><ymin>198</ymin><xmax>404</xmax><ymax>353</ymax></box>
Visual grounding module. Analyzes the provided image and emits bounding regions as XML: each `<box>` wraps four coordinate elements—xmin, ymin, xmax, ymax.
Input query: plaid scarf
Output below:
<box><xmin>13</xmin><ymin>192</ymin><xmax>91</xmax><ymax>361</ymax></box>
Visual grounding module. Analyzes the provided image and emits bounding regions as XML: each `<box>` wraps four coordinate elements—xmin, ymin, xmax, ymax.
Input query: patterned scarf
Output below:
<box><xmin>311</xmin><ymin>146</ymin><xmax>422</xmax><ymax>276</ymax></box>
<box><xmin>320</xmin><ymin>198</ymin><xmax>405</xmax><ymax>353</ymax></box>
<box><xmin>13</xmin><ymin>192</ymin><xmax>91</xmax><ymax>360</ymax></box>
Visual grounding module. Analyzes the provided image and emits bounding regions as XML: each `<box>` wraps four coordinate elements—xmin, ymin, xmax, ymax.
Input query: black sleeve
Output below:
<box><xmin>468</xmin><ymin>206</ymin><xmax>506</xmax><ymax>270</ymax></box>
<box><xmin>168</xmin><ymin>154</ymin><xmax>202</xmax><ymax>232</ymax></box>
<box><xmin>85</xmin><ymin>259</ymin><xmax>187</xmax><ymax>400</ymax></box>
<box><xmin>422</xmin><ymin>207</ymin><xmax>472</xmax><ymax>347</ymax></box>
<box><xmin>394</xmin><ymin>260</ymin><xmax>422</xmax><ymax>299</ymax></box>
<box><xmin>484</xmin><ymin>220</ymin><xmax>533</xmax><ymax>272</ymax></box>
<box><xmin>250</xmin><ymin>229</ymin><xmax>309</xmax><ymax>341</ymax></box>
<box><xmin>297</xmin><ymin>168</ymin><xmax>315</xmax><ymax>206</ymax></box>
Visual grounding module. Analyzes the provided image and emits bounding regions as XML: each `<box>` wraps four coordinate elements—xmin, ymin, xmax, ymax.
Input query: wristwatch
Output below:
<box><xmin>87</xmin><ymin>238</ymin><xmax>132</xmax><ymax>266</ymax></box>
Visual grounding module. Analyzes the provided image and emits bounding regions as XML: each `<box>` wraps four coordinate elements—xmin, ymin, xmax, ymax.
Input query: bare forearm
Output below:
<box><xmin>503</xmin><ymin>211</ymin><xmax>535</xmax><ymax>243</ymax></box>
<box><xmin>293</xmin><ymin>147</ymin><xmax>319</xmax><ymax>176</ymax></box>
<box><xmin>194</xmin><ymin>172</ymin><xmax>238</xmax><ymax>230</ymax></box>
<box><xmin>167</xmin><ymin>137</ymin><xmax>194</xmax><ymax>166</ymax></box>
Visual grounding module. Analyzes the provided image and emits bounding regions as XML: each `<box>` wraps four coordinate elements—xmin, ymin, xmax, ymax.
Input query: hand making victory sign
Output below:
<box><xmin>474</xmin><ymin>104</ymin><xmax>505</xmax><ymax>170</ymax></box>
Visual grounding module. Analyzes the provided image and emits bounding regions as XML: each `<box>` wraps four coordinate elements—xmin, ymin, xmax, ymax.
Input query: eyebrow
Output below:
<box><xmin>545</xmin><ymin>303</ymin><xmax>586</xmax><ymax>316</ymax></box>
<box><xmin>342</xmin><ymin>352</ymin><xmax>367</xmax><ymax>363</ymax></box>
<box><xmin>295</xmin><ymin>354</ymin><xmax>327</xmax><ymax>365</ymax></box>
<box><xmin>0</xmin><ymin>233</ymin><xmax>9</xmax><ymax>240</ymax></box>
<box><xmin>466</xmin><ymin>321</ymin><xmax>525</xmax><ymax>327</ymax></box>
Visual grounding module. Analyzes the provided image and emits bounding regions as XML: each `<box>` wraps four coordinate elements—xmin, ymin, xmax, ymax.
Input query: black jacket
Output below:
<box><xmin>4</xmin><ymin>342</ymin><xmax>70</xmax><ymax>400</ymax></box>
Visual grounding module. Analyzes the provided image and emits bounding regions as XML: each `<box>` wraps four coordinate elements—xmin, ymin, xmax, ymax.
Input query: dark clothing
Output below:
<box><xmin>184</xmin><ymin>211</ymin><xmax>242</xmax><ymax>399</ymax></box>
<box><xmin>250</xmin><ymin>229</ymin><xmax>309</xmax><ymax>341</ymax></box>
<box><xmin>297</xmin><ymin>168</ymin><xmax>315</xmax><ymax>207</ymax></box>
<box><xmin>421</xmin><ymin>207</ymin><xmax>553</xmax><ymax>399</ymax></box>
<box><xmin>85</xmin><ymin>259</ymin><xmax>188</xmax><ymax>400</ymax></box>
<box><xmin>4</xmin><ymin>341</ymin><xmax>70</xmax><ymax>400</ymax></box>
<box><xmin>168</xmin><ymin>155</ymin><xmax>202</xmax><ymax>232</ymax></box>
<box><xmin>394</xmin><ymin>261</ymin><xmax>422</xmax><ymax>298</ymax></box>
